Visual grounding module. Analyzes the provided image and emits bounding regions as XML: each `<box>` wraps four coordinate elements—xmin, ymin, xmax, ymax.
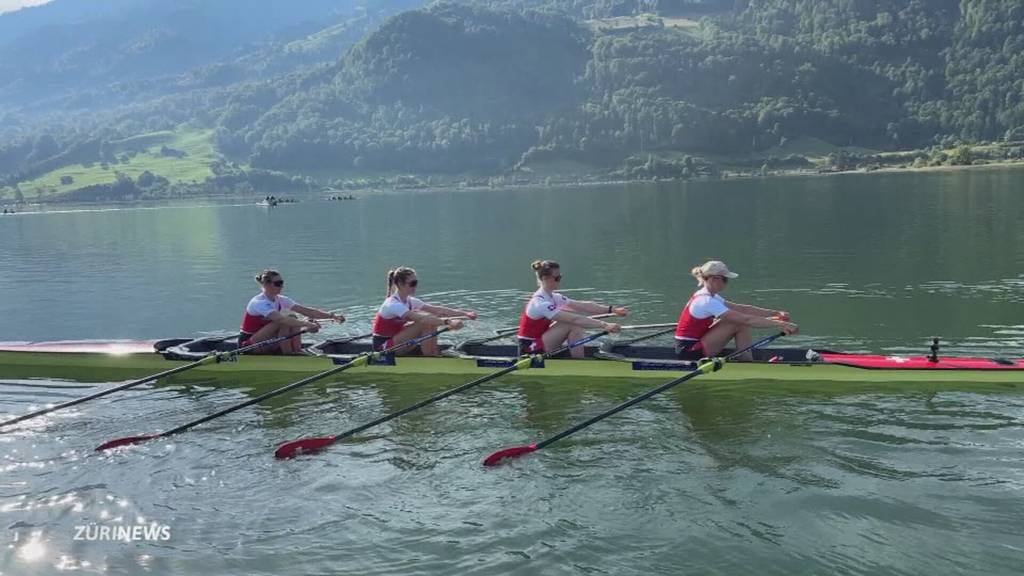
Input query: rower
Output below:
<box><xmin>372</xmin><ymin>266</ymin><xmax>476</xmax><ymax>356</ymax></box>
<box><xmin>240</xmin><ymin>269</ymin><xmax>345</xmax><ymax>354</ymax></box>
<box><xmin>517</xmin><ymin>260</ymin><xmax>627</xmax><ymax>358</ymax></box>
<box><xmin>674</xmin><ymin>260</ymin><xmax>798</xmax><ymax>361</ymax></box>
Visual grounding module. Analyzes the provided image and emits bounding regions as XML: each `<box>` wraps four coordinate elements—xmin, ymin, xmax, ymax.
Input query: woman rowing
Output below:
<box><xmin>675</xmin><ymin>260</ymin><xmax>798</xmax><ymax>361</ymax></box>
<box><xmin>372</xmin><ymin>267</ymin><xmax>476</xmax><ymax>356</ymax></box>
<box><xmin>517</xmin><ymin>260</ymin><xmax>628</xmax><ymax>358</ymax></box>
<box><xmin>240</xmin><ymin>269</ymin><xmax>345</xmax><ymax>354</ymax></box>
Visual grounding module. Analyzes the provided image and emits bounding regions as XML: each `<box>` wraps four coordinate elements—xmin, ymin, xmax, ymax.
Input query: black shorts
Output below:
<box><xmin>518</xmin><ymin>338</ymin><xmax>542</xmax><ymax>355</ymax></box>
<box><xmin>372</xmin><ymin>335</ymin><xmax>392</xmax><ymax>352</ymax></box>
<box><xmin>674</xmin><ymin>338</ymin><xmax>703</xmax><ymax>360</ymax></box>
<box><xmin>373</xmin><ymin>335</ymin><xmax>421</xmax><ymax>353</ymax></box>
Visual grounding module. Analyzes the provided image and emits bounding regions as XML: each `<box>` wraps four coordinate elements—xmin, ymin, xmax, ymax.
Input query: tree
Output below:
<box><xmin>137</xmin><ymin>170</ymin><xmax>156</xmax><ymax>188</ymax></box>
<box><xmin>950</xmin><ymin>145</ymin><xmax>973</xmax><ymax>166</ymax></box>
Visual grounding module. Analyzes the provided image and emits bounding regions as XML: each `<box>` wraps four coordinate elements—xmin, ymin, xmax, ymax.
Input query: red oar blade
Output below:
<box><xmin>274</xmin><ymin>436</ymin><xmax>337</xmax><ymax>459</ymax></box>
<box><xmin>483</xmin><ymin>443</ymin><xmax>538</xmax><ymax>467</ymax></box>
<box><xmin>95</xmin><ymin>435</ymin><xmax>159</xmax><ymax>451</ymax></box>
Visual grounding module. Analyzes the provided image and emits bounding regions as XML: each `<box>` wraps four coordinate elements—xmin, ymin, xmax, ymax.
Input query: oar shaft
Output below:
<box><xmin>618</xmin><ymin>323</ymin><xmax>676</xmax><ymax>331</ymax></box>
<box><xmin>328</xmin><ymin>332</ymin><xmax>372</xmax><ymax>346</ymax></box>
<box><xmin>2</xmin><ymin>357</ymin><xmax>207</xmax><ymax>427</ymax></box>
<box><xmin>618</xmin><ymin>326</ymin><xmax>676</xmax><ymax>346</ymax></box>
<box><xmin>335</xmin><ymin>362</ymin><xmax>524</xmax><ymax>442</ymax></box>
<box><xmin>0</xmin><ymin>331</ymin><xmax>299</xmax><ymax>428</ymax></box>
<box><xmin>344</xmin><ymin>330</ymin><xmax>606</xmax><ymax>433</ymax></box>
<box><xmin>280</xmin><ymin>330</ymin><xmax>612</xmax><ymax>456</ymax></box>
<box><xmin>156</xmin><ymin>327</ymin><xmax>450</xmax><ymax>439</ymax></box>
<box><xmin>161</xmin><ymin>360</ymin><xmax>359</xmax><ymax>437</ymax></box>
<box><xmin>534</xmin><ymin>332</ymin><xmax>783</xmax><ymax>451</ymax></box>
<box><xmin>334</xmin><ymin>331</ymin><xmax>608</xmax><ymax>439</ymax></box>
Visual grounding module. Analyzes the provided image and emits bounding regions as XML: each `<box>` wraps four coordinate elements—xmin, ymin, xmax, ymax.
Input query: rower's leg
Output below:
<box><xmin>285</xmin><ymin>326</ymin><xmax>305</xmax><ymax>355</ymax></box>
<box><xmin>417</xmin><ymin>323</ymin><xmax>440</xmax><ymax>356</ymax></box>
<box><xmin>699</xmin><ymin>319</ymin><xmax>751</xmax><ymax>360</ymax></box>
<box><xmin>733</xmin><ymin>324</ymin><xmax>753</xmax><ymax>360</ymax></box>
<box><xmin>542</xmin><ymin>322</ymin><xmax>584</xmax><ymax>358</ymax></box>
<box><xmin>390</xmin><ymin>321</ymin><xmax>437</xmax><ymax>356</ymax></box>
<box><xmin>246</xmin><ymin>323</ymin><xmax>286</xmax><ymax>355</ymax></box>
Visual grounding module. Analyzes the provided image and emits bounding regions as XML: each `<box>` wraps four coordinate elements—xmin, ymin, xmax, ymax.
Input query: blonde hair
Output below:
<box><xmin>386</xmin><ymin>266</ymin><xmax>416</xmax><ymax>296</ymax></box>
<box><xmin>531</xmin><ymin>259</ymin><xmax>560</xmax><ymax>281</ymax></box>
<box><xmin>255</xmin><ymin>269</ymin><xmax>281</xmax><ymax>284</ymax></box>
<box><xmin>691</xmin><ymin>265</ymin><xmax>707</xmax><ymax>286</ymax></box>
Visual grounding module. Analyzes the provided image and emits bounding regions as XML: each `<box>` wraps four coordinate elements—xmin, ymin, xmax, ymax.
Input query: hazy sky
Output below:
<box><xmin>0</xmin><ymin>0</ymin><xmax>51</xmax><ymax>15</ymax></box>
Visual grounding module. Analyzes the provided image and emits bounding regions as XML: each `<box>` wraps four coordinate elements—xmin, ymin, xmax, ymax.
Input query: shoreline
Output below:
<box><xmin>3</xmin><ymin>157</ymin><xmax>1023</xmax><ymax>209</ymax></box>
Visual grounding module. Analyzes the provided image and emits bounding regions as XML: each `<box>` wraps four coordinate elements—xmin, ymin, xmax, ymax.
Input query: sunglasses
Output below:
<box><xmin>711</xmin><ymin>275</ymin><xmax>729</xmax><ymax>284</ymax></box>
<box><xmin>268</xmin><ymin>279</ymin><xmax>284</xmax><ymax>287</ymax></box>
<box><xmin>553</xmin><ymin>275</ymin><xmax>563</xmax><ymax>282</ymax></box>
<box><xmin>406</xmin><ymin>279</ymin><xmax>419</xmax><ymax>287</ymax></box>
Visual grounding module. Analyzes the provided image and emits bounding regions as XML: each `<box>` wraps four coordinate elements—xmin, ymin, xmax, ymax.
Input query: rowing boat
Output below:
<box><xmin>1</xmin><ymin>336</ymin><xmax>1022</xmax><ymax>387</ymax></box>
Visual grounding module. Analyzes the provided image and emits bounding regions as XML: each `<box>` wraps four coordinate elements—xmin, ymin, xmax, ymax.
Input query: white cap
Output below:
<box><xmin>699</xmin><ymin>260</ymin><xmax>738</xmax><ymax>279</ymax></box>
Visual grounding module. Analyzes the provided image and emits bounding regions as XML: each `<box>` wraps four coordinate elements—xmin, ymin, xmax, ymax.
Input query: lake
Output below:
<box><xmin>1</xmin><ymin>168</ymin><xmax>1023</xmax><ymax>575</ymax></box>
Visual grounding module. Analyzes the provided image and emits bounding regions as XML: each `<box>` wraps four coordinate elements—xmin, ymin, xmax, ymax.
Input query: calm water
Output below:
<box><xmin>1</xmin><ymin>169</ymin><xmax>1023</xmax><ymax>575</ymax></box>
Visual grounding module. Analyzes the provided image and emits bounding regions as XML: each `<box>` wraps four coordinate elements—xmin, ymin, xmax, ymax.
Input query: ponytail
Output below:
<box><xmin>385</xmin><ymin>266</ymin><xmax>416</xmax><ymax>297</ymax></box>
<box><xmin>385</xmin><ymin>269</ymin><xmax>396</xmax><ymax>297</ymax></box>
<box><xmin>691</xmin><ymin>266</ymin><xmax>704</xmax><ymax>286</ymax></box>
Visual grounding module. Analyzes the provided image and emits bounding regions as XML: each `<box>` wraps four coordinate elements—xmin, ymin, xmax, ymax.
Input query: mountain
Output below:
<box><xmin>0</xmin><ymin>0</ymin><xmax>423</xmax><ymax>111</ymax></box>
<box><xmin>2</xmin><ymin>0</ymin><xmax>1024</xmax><ymax>203</ymax></box>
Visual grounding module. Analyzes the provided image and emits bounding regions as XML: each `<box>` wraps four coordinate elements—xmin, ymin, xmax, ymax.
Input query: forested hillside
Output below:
<box><xmin>2</xmin><ymin>0</ymin><xmax>1023</xmax><ymax>202</ymax></box>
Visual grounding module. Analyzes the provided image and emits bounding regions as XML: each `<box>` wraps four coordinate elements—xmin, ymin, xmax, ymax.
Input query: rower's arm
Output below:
<box><xmin>266</xmin><ymin>310</ymin><xmax>317</xmax><ymax>329</ymax></box>
<box><xmin>420</xmin><ymin>303</ymin><xmax>473</xmax><ymax>319</ymax></box>
<box><xmin>563</xmin><ymin>300</ymin><xmax>606</xmax><ymax>314</ymax></box>
<box><xmin>724</xmin><ymin>301</ymin><xmax>779</xmax><ymax>317</ymax></box>
<box><xmin>292</xmin><ymin>304</ymin><xmax>345</xmax><ymax>322</ymax></box>
<box><xmin>721</xmin><ymin>309</ymin><xmax>798</xmax><ymax>334</ymax></box>
<box><xmin>552</xmin><ymin>310</ymin><xmax>614</xmax><ymax>330</ymax></box>
<box><xmin>564</xmin><ymin>300</ymin><xmax>628</xmax><ymax>316</ymax></box>
<box><xmin>404</xmin><ymin>309</ymin><xmax>449</xmax><ymax>327</ymax></box>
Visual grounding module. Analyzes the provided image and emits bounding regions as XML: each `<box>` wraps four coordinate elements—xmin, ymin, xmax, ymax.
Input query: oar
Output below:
<box><xmin>483</xmin><ymin>331</ymin><xmax>785</xmax><ymax>467</ymax></box>
<box><xmin>616</xmin><ymin>323</ymin><xmax>675</xmax><ymax>331</ymax></box>
<box><xmin>274</xmin><ymin>330</ymin><xmax>612</xmax><ymax>459</ymax></box>
<box><xmin>95</xmin><ymin>328</ymin><xmax>450</xmax><ymax>451</ymax></box>
<box><xmin>324</xmin><ymin>332</ymin><xmax>372</xmax><ymax>346</ymax></box>
<box><xmin>0</xmin><ymin>331</ymin><xmax>305</xmax><ymax>429</ymax></box>
<box><xmin>616</xmin><ymin>326</ymin><xmax>676</xmax><ymax>346</ymax></box>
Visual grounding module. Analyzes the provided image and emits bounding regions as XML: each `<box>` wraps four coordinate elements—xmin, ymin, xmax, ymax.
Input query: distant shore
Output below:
<box><xmin>3</xmin><ymin>151</ymin><xmax>1023</xmax><ymax>209</ymax></box>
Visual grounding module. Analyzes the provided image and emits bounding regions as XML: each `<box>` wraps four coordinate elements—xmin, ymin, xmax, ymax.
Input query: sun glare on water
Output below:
<box><xmin>16</xmin><ymin>530</ymin><xmax>47</xmax><ymax>562</ymax></box>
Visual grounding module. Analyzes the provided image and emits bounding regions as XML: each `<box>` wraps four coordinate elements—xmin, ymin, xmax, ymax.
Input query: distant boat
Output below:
<box><xmin>256</xmin><ymin>197</ymin><xmax>279</xmax><ymax>207</ymax></box>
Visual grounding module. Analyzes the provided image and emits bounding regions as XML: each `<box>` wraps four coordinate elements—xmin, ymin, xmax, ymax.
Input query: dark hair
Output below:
<box><xmin>531</xmin><ymin>259</ymin><xmax>560</xmax><ymax>280</ymax></box>
<box><xmin>255</xmin><ymin>269</ymin><xmax>281</xmax><ymax>284</ymax></box>
<box><xmin>386</xmin><ymin>267</ymin><xmax>416</xmax><ymax>296</ymax></box>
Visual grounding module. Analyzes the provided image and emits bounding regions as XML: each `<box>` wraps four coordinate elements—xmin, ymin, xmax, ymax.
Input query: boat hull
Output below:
<box><xmin>2</xmin><ymin>343</ymin><xmax>1023</xmax><ymax>388</ymax></box>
